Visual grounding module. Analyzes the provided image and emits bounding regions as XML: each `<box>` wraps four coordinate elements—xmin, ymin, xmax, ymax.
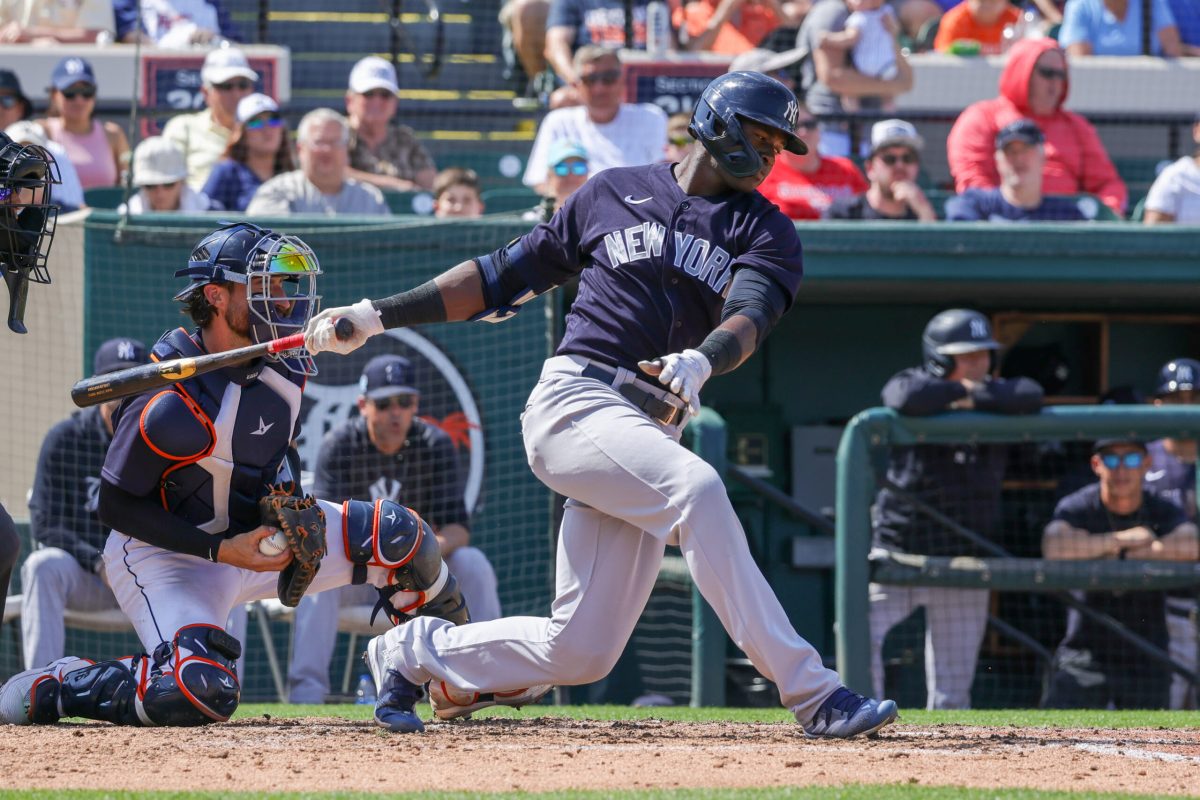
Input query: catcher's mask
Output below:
<box><xmin>175</xmin><ymin>222</ymin><xmax>323</xmax><ymax>375</ymax></box>
<box><xmin>0</xmin><ymin>131</ymin><xmax>61</xmax><ymax>333</ymax></box>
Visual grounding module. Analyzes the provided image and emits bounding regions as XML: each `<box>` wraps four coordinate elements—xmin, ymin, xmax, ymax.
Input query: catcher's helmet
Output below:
<box><xmin>175</xmin><ymin>222</ymin><xmax>322</xmax><ymax>375</ymax></box>
<box><xmin>689</xmin><ymin>71</ymin><xmax>807</xmax><ymax>179</ymax></box>
<box><xmin>1154</xmin><ymin>358</ymin><xmax>1200</xmax><ymax>397</ymax></box>
<box><xmin>1</xmin><ymin>130</ymin><xmax>60</xmax><ymax>333</ymax></box>
<box><xmin>922</xmin><ymin>308</ymin><xmax>999</xmax><ymax>378</ymax></box>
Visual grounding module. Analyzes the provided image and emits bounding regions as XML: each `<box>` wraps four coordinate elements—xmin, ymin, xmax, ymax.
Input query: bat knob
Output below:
<box><xmin>334</xmin><ymin>317</ymin><xmax>354</xmax><ymax>341</ymax></box>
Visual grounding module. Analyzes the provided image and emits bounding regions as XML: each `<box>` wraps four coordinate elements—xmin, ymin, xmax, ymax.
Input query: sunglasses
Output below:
<box><xmin>61</xmin><ymin>87</ymin><xmax>96</xmax><ymax>100</ymax></box>
<box><xmin>878</xmin><ymin>152</ymin><xmax>918</xmax><ymax>166</ymax></box>
<box><xmin>245</xmin><ymin>114</ymin><xmax>284</xmax><ymax>130</ymax></box>
<box><xmin>214</xmin><ymin>80</ymin><xmax>254</xmax><ymax>92</ymax></box>
<box><xmin>795</xmin><ymin>119</ymin><xmax>818</xmax><ymax>131</ymax></box>
<box><xmin>373</xmin><ymin>395</ymin><xmax>416</xmax><ymax>410</ymax></box>
<box><xmin>0</xmin><ymin>95</ymin><xmax>19</xmax><ymax>109</ymax></box>
<box><xmin>669</xmin><ymin>135</ymin><xmax>691</xmax><ymax>147</ymax></box>
<box><xmin>553</xmin><ymin>161</ymin><xmax>588</xmax><ymax>177</ymax></box>
<box><xmin>362</xmin><ymin>89</ymin><xmax>395</xmax><ymax>100</ymax></box>
<box><xmin>143</xmin><ymin>181</ymin><xmax>181</xmax><ymax>191</ymax></box>
<box><xmin>1035</xmin><ymin>66</ymin><xmax>1067</xmax><ymax>81</ymax></box>
<box><xmin>1100</xmin><ymin>452</ymin><xmax>1146</xmax><ymax>469</ymax></box>
<box><xmin>580</xmin><ymin>69</ymin><xmax>621</xmax><ymax>87</ymax></box>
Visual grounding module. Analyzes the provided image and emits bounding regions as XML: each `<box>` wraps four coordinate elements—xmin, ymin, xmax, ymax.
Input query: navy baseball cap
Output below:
<box><xmin>50</xmin><ymin>57</ymin><xmax>96</xmax><ymax>92</ymax></box>
<box><xmin>0</xmin><ymin>70</ymin><xmax>32</xmax><ymax>119</ymax></box>
<box><xmin>995</xmin><ymin>119</ymin><xmax>1044</xmax><ymax>149</ymax></box>
<box><xmin>359</xmin><ymin>354</ymin><xmax>418</xmax><ymax>399</ymax></box>
<box><xmin>1092</xmin><ymin>438</ymin><xmax>1147</xmax><ymax>454</ymax></box>
<box><xmin>93</xmin><ymin>337</ymin><xmax>148</xmax><ymax>376</ymax></box>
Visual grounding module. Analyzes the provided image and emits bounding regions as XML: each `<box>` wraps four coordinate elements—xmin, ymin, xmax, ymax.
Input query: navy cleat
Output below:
<box><xmin>363</xmin><ymin>635</ymin><xmax>425</xmax><ymax>733</ymax></box>
<box><xmin>800</xmin><ymin>687</ymin><xmax>898</xmax><ymax>739</ymax></box>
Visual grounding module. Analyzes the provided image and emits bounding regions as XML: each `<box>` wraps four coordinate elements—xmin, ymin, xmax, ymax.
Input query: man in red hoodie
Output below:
<box><xmin>946</xmin><ymin>39</ymin><xmax>1126</xmax><ymax>217</ymax></box>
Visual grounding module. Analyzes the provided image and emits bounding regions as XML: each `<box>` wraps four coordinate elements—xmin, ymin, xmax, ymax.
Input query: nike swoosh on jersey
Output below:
<box><xmin>1145</xmin><ymin>470</ymin><xmax>1166</xmax><ymax>481</ymax></box>
<box><xmin>623</xmin><ymin>195</ymin><xmax>653</xmax><ymax>205</ymax></box>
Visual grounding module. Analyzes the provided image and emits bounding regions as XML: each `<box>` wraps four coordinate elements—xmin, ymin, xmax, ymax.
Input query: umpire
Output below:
<box><xmin>870</xmin><ymin>309</ymin><xmax>1043</xmax><ymax>709</ymax></box>
<box><xmin>20</xmin><ymin>338</ymin><xmax>148</xmax><ymax>668</ymax></box>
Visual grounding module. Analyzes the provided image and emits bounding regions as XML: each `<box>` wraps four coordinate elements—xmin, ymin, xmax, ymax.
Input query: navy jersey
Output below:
<box><xmin>523</xmin><ymin>163</ymin><xmax>804</xmax><ymax>373</ymax></box>
<box><xmin>1052</xmin><ymin>484</ymin><xmax>1186</xmax><ymax>659</ymax></box>
<box><xmin>945</xmin><ymin>189</ymin><xmax>1090</xmax><ymax>222</ymax></box>
<box><xmin>313</xmin><ymin>416</ymin><xmax>468</xmax><ymax>530</ymax></box>
<box><xmin>1144</xmin><ymin>438</ymin><xmax>1197</xmax><ymax>601</ymax></box>
<box><xmin>547</xmin><ymin>0</ymin><xmax>651</xmax><ymax>50</ymax></box>
<box><xmin>28</xmin><ymin>406</ymin><xmax>113</xmax><ymax>572</ymax></box>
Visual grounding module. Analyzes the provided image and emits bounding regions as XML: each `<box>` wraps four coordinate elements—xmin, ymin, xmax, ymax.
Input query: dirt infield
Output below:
<box><xmin>1</xmin><ymin>717</ymin><xmax>1198</xmax><ymax>795</ymax></box>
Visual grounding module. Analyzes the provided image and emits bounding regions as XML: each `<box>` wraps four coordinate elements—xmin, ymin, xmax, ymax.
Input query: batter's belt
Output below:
<box><xmin>580</xmin><ymin>361</ymin><xmax>687</xmax><ymax>427</ymax></box>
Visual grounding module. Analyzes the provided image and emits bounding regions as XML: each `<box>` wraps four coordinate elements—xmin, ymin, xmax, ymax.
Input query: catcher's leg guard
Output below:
<box><xmin>342</xmin><ymin>499</ymin><xmax>470</xmax><ymax>625</ymax></box>
<box><xmin>0</xmin><ymin>656</ymin><xmax>93</xmax><ymax>724</ymax></box>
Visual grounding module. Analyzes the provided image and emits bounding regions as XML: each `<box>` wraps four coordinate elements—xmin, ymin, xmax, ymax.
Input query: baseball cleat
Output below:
<box><xmin>0</xmin><ymin>657</ymin><xmax>92</xmax><ymax>725</ymax></box>
<box><xmin>428</xmin><ymin>681</ymin><xmax>553</xmax><ymax>721</ymax></box>
<box><xmin>363</xmin><ymin>635</ymin><xmax>425</xmax><ymax>733</ymax></box>
<box><xmin>800</xmin><ymin>687</ymin><xmax>899</xmax><ymax>739</ymax></box>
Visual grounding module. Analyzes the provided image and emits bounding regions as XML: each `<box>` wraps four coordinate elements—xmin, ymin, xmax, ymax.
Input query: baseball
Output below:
<box><xmin>259</xmin><ymin>530</ymin><xmax>288</xmax><ymax>557</ymax></box>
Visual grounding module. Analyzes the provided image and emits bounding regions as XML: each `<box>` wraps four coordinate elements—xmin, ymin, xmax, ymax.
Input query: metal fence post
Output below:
<box><xmin>688</xmin><ymin>406</ymin><xmax>728</xmax><ymax>707</ymax></box>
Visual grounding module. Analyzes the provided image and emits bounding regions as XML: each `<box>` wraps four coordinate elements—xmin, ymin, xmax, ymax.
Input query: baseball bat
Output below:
<box><xmin>70</xmin><ymin>318</ymin><xmax>355</xmax><ymax>408</ymax></box>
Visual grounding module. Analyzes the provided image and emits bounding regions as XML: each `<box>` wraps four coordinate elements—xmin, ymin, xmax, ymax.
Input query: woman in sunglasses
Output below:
<box><xmin>38</xmin><ymin>57</ymin><xmax>128</xmax><ymax>190</ymax></box>
<box><xmin>202</xmin><ymin>94</ymin><xmax>294</xmax><ymax>212</ymax></box>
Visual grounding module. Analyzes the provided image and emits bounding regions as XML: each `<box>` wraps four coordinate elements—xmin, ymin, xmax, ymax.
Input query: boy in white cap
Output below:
<box><xmin>344</xmin><ymin>56</ymin><xmax>437</xmax><ymax>192</ymax></box>
<box><xmin>119</xmin><ymin>136</ymin><xmax>218</xmax><ymax>213</ymax></box>
<box><xmin>162</xmin><ymin>47</ymin><xmax>258</xmax><ymax>190</ymax></box>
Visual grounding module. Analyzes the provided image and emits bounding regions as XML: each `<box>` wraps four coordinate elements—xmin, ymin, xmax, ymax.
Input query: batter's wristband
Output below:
<box><xmin>373</xmin><ymin>281</ymin><xmax>447</xmax><ymax>329</ymax></box>
<box><xmin>697</xmin><ymin>329</ymin><xmax>742</xmax><ymax>376</ymax></box>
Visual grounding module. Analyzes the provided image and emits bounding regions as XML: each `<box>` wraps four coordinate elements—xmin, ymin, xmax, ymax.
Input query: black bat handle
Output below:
<box><xmin>334</xmin><ymin>317</ymin><xmax>354</xmax><ymax>341</ymax></box>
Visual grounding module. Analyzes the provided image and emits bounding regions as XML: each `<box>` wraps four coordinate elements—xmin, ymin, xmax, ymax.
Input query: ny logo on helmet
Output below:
<box><xmin>784</xmin><ymin>100</ymin><xmax>799</xmax><ymax>128</ymax></box>
<box><xmin>1179</xmin><ymin>364</ymin><xmax>1195</xmax><ymax>383</ymax></box>
<box><xmin>970</xmin><ymin>318</ymin><xmax>989</xmax><ymax>339</ymax></box>
<box><xmin>117</xmin><ymin>340</ymin><xmax>137</xmax><ymax>361</ymax></box>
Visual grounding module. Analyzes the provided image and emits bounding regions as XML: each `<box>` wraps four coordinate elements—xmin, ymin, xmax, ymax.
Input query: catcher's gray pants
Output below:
<box><xmin>0</xmin><ymin>502</ymin><xmax>17</xmax><ymax>603</ymax></box>
<box><xmin>1167</xmin><ymin>597</ymin><xmax>1198</xmax><ymax>710</ymax></box>
<box><xmin>869</xmin><ymin>581</ymin><xmax>990</xmax><ymax>710</ymax></box>
<box><xmin>21</xmin><ymin>547</ymin><xmax>120</xmax><ymax>669</ymax></box>
<box><xmin>285</xmin><ymin>547</ymin><xmax>501</xmax><ymax>704</ymax></box>
<box><xmin>376</xmin><ymin>355</ymin><xmax>842</xmax><ymax>724</ymax></box>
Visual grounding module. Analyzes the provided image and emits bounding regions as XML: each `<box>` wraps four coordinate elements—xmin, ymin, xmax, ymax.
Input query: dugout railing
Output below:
<box><xmin>835</xmin><ymin>405</ymin><xmax>1200</xmax><ymax>705</ymax></box>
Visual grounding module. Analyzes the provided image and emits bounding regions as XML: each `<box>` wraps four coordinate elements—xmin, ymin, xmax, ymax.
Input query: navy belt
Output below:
<box><xmin>581</xmin><ymin>362</ymin><xmax>685</xmax><ymax>427</ymax></box>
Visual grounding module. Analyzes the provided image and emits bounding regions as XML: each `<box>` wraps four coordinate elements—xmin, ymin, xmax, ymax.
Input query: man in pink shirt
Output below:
<box><xmin>946</xmin><ymin>38</ymin><xmax>1126</xmax><ymax>216</ymax></box>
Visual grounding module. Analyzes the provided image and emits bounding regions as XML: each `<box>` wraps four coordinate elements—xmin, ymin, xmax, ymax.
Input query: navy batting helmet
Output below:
<box><xmin>175</xmin><ymin>222</ymin><xmax>322</xmax><ymax>375</ymax></box>
<box><xmin>689</xmin><ymin>71</ymin><xmax>807</xmax><ymax>179</ymax></box>
<box><xmin>922</xmin><ymin>309</ymin><xmax>999</xmax><ymax>378</ymax></box>
<box><xmin>1</xmin><ymin>130</ymin><xmax>60</xmax><ymax>333</ymax></box>
<box><xmin>1154</xmin><ymin>358</ymin><xmax>1200</xmax><ymax>396</ymax></box>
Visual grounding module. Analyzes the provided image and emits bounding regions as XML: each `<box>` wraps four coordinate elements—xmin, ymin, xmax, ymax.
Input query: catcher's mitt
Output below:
<box><xmin>259</xmin><ymin>494</ymin><xmax>327</xmax><ymax>607</ymax></box>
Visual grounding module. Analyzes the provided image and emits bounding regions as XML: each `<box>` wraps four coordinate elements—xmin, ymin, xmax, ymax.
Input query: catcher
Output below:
<box><xmin>0</xmin><ymin>222</ymin><xmax>469</xmax><ymax>728</ymax></box>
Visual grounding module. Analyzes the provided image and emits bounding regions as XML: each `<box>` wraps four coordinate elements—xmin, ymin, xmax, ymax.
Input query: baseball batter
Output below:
<box><xmin>0</xmin><ymin>223</ymin><xmax>471</xmax><ymax>727</ymax></box>
<box><xmin>305</xmin><ymin>71</ymin><xmax>899</xmax><ymax>737</ymax></box>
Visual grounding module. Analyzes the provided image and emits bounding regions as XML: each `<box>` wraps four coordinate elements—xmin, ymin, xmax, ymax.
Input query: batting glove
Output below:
<box><xmin>639</xmin><ymin>348</ymin><xmax>712</xmax><ymax>417</ymax></box>
<box><xmin>304</xmin><ymin>299</ymin><xmax>383</xmax><ymax>356</ymax></box>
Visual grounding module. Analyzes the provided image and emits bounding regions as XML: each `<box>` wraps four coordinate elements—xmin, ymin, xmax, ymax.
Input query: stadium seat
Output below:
<box><xmin>481</xmin><ymin>186</ymin><xmax>541</xmax><ymax>214</ymax></box>
<box><xmin>83</xmin><ymin>186</ymin><xmax>127</xmax><ymax>210</ymax></box>
<box><xmin>383</xmin><ymin>190</ymin><xmax>435</xmax><ymax>216</ymax></box>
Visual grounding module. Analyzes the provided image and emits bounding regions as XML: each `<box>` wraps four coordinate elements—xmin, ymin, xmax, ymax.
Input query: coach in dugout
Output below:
<box><xmin>20</xmin><ymin>338</ymin><xmax>148</xmax><ymax>669</ymax></box>
<box><xmin>1042</xmin><ymin>438</ymin><xmax>1199</xmax><ymax>709</ymax></box>
<box><xmin>870</xmin><ymin>309</ymin><xmax>1043</xmax><ymax>709</ymax></box>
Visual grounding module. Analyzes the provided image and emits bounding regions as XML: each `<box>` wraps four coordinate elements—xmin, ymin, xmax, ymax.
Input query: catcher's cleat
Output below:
<box><xmin>428</xmin><ymin>681</ymin><xmax>553</xmax><ymax>721</ymax></box>
<box><xmin>0</xmin><ymin>657</ymin><xmax>92</xmax><ymax>725</ymax></box>
<box><xmin>363</xmin><ymin>636</ymin><xmax>425</xmax><ymax>733</ymax></box>
<box><xmin>800</xmin><ymin>687</ymin><xmax>898</xmax><ymax>739</ymax></box>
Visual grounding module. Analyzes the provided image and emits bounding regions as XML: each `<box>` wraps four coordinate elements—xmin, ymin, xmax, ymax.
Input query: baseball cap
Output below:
<box><xmin>93</xmin><ymin>337</ymin><xmax>148</xmax><ymax>376</ymax></box>
<box><xmin>0</xmin><ymin>70</ymin><xmax>32</xmax><ymax>119</ymax></box>
<box><xmin>201</xmin><ymin>47</ymin><xmax>258</xmax><ymax>86</ymax></box>
<box><xmin>547</xmin><ymin>140</ymin><xmax>587</xmax><ymax>168</ymax></box>
<box><xmin>349</xmin><ymin>56</ymin><xmax>399</xmax><ymax>95</ymax></box>
<box><xmin>995</xmin><ymin>118</ymin><xmax>1044</xmax><ymax>149</ymax></box>
<box><xmin>1092</xmin><ymin>438</ymin><xmax>1148</xmax><ymax>454</ymax></box>
<box><xmin>237</xmin><ymin>93</ymin><xmax>279</xmax><ymax>124</ymax></box>
<box><xmin>131</xmin><ymin>136</ymin><xmax>188</xmax><ymax>187</ymax></box>
<box><xmin>359</xmin><ymin>354</ymin><xmax>418</xmax><ymax>399</ymax></box>
<box><xmin>728</xmin><ymin>46</ymin><xmax>809</xmax><ymax>76</ymax></box>
<box><xmin>869</xmin><ymin>119</ymin><xmax>923</xmax><ymax>156</ymax></box>
<box><xmin>50</xmin><ymin>57</ymin><xmax>96</xmax><ymax>92</ymax></box>
<box><xmin>4</xmin><ymin>121</ymin><xmax>48</xmax><ymax>149</ymax></box>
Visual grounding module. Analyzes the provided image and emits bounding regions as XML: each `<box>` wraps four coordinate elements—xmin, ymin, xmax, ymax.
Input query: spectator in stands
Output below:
<box><xmin>0</xmin><ymin>0</ymin><xmax>116</xmax><ymax>44</ymax></box>
<box><xmin>5</xmin><ymin>121</ymin><xmax>85</xmax><ymax>213</ymax></box>
<box><xmin>523</xmin><ymin>47</ymin><xmax>666</xmax><ymax>192</ymax></box>
<box><xmin>1167</xmin><ymin>0</ymin><xmax>1200</xmax><ymax>53</ymax></box>
<box><xmin>946</xmin><ymin>119</ymin><xmax>1093</xmax><ymax>221</ymax></box>
<box><xmin>20</xmin><ymin>338</ymin><xmax>149</xmax><ymax>669</ymax></box>
<box><xmin>247</xmin><ymin>109</ymin><xmax>390</xmax><ymax>216</ymax></box>
<box><xmin>817</xmin><ymin>0</ymin><xmax>901</xmax><ymax>113</ymax></box>
<box><xmin>118</xmin><ymin>136</ymin><xmax>218</xmax><ymax>214</ymax></box>
<box><xmin>0</xmin><ymin>70</ymin><xmax>31</xmax><ymax>127</ymax></box>
<box><xmin>344</xmin><ymin>57</ymin><xmax>437</xmax><ymax>193</ymax></box>
<box><xmin>795</xmin><ymin>0</ymin><xmax>913</xmax><ymax>157</ymax></box>
<box><xmin>38</xmin><ymin>57</ymin><xmax>128</xmax><ymax>191</ymax></box>
<box><xmin>1143</xmin><ymin>358</ymin><xmax>1200</xmax><ymax>709</ymax></box>
<box><xmin>757</xmin><ymin>102</ymin><xmax>868</xmax><ymax>219</ymax></box>
<box><xmin>1059</xmin><ymin>0</ymin><xmax>1181</xmax><ymax>57</ymax></box>
<box><xmin>663</xmin><ymin>111</ymin><xmax>692</xmax><ymax>163</ymax></box>
<box><xmin>111</xmin><ymin>0</ymin><xmax>239</xmax><ymax>47</ymax></box>
<box><xmin>894</xmin><ymin>0</ymin><xmax>958</xmax><ymax>42</ymax></box>
<box><xmin>501</xmin><ymin>0</ymin><xmax>552</xmax><ymax>97</ymax></box>
<box><xmin>727</xmin><ymin>45</ymin><xmax>807</xmax><ymax>86</ymax></box>
<box><xmin>1042</xmin><ymin>438</ymin><xmax>1198</xmax><ymax>709</ymax></box>
<box><xmin>433</xmin><ymin>167</ymin><xmax>485</xmax><ymax>219</ymax></box>
<box><xmin>871</xmin><ymin>309</ymin><xmax>1043</xmax><ymax>709</ymax></box>
<box><xmin>947</xmin><ymin>39</ymin><xmax>1127</xmax><ymax>216</ymax></box>
<box><xmin>202</xmin><ymin>93</ymin><xmax>295</xmax><ymax>213</ymax></box>
<box><xmin>524</xmin><ymin>139</ymin><xmax>589</xmax><ymax>222</ymax></box>
<box><xmin>162</xmin><ymin>47</ymin><xmax>257</xmax><ymax>192</ymax></box>
<box><xmin>675</xmin><ymin>0</ymin><xmax>809</xmax><ymax>55</ymax></box>
<box><xmin>1143</xmin><ymin>116</ymin><xmax>1200</xmax><ymax>224</ymax></box>
<box><xmin>285</xmin><ymin>355</ymin><xmax>501</xmax><ymax>703</ymax></box>
<box><xmin>933</xmin><ymin>0</ymin><xmax>1021</xmax><ymax>55</ymax></box>
<box><xmin>827</xmin><ymin>118</ymin><xmax>936</xmax><ymax>220</ymax></box>
<box><xmin>545</xmin><ymin>0</ymin><xmax>653</xmax><ymax>93</ymax></box>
